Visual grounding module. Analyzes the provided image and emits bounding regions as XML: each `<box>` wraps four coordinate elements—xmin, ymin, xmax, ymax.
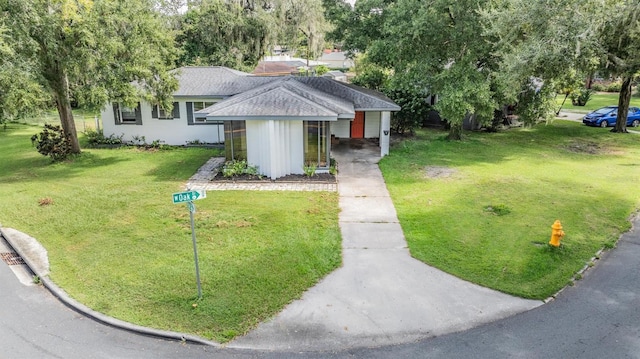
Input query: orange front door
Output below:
<box><xmin>351</xmin><ymin>111</ymin><xmax>365</xmax><ymax>138</ymax></box>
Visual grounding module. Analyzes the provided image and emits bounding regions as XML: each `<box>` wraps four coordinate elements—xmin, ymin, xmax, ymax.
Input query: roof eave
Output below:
<box><xmin>205</xmin><ymin>116</ymin><xmax>338</xmax><ymax>121</ymax></box>
<box><xmin>355</xmin><ymin>106</ymin><xmax>401</xmax><ymax>112</ymax></box>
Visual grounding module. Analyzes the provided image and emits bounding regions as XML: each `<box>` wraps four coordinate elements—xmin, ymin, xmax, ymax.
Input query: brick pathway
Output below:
<box><xmin>185</xmin><ymin>157</ymin><xmax>338</xmax><ymax>192</ymax></box>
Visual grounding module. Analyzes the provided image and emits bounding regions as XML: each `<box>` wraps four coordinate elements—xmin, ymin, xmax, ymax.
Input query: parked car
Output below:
<box><xmin>582</xmin><ymin>106</ymin><xmax>640</xmax><ymax>128</ymax></box>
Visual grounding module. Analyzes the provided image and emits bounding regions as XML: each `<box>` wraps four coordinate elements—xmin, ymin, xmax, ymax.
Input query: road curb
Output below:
<box><xmin>0</xmin><ymin>227</ymin><xmax>219</xmax><ymax>348</ymax></box>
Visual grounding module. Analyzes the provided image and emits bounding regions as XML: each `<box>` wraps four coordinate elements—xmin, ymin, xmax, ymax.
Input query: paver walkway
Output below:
<box><xmin>228</xmin><ymin>141</ymin><xmax>542</xmax><ymax>351</ymax></box>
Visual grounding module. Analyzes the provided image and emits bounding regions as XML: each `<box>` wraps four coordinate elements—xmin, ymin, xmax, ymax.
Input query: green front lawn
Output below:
<box><xmin>380</xmin><ymin>121</ymin><xmax>640</xmax><ymax>299</ymax></box>
<box><xmin>0</xmin><ymin>124</ymin><xmax>341</xmax><ymax>342</ymax></box>
<box><xmin>557</xmin><ymin>92</ymin><xmax>640</xmax><ymax>112</ymax></box>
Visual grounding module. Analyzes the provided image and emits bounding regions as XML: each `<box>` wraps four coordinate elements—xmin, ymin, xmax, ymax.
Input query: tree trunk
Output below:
<box><xmin>556</xmin><ymin>93</ymin><xmax>569</xmax><ymax>115</ymax></box>
<box><xmin>53</xmin><ymin>72</ymin><xmax>81</xmax><ymax>153</ymax></box>
<box><xmin>447</xmin><ymin>121</ymin><xmax>463</xmax><ymax>140</ymax></box>
<box><xmin>612</xmin><ymin>76</ymin><xmax>632</xmax><ymax>133</ymax></box>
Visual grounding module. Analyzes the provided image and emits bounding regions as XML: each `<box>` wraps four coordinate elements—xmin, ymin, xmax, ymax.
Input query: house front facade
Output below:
<box><xmin>101</xmin><ymin>67</ymin><xmax>400</xmax><ymax>179</ymax></box>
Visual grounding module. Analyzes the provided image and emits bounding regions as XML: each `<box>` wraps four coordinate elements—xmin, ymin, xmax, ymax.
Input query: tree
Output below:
<box><xmin>0</xmin><ymin>25</ymin><xmax>47</xmax><ymax>126</ymax></box>
<box><xmin>274</xmin><ymin>0</ymin><xmax>331</xmax><ymax>65</ymax></box>
<box><xmin>177</xmin><ymin>0</ymin><xmax>272</xmax><ymax>71</ymax></box>
<box><xmin>177</xmin><ymin>0</ymin><xmax>330</xmax><ymax>71</ymax></box>
<box><xmin>1</xmin><ymin>0</ymin><xmax>178</xmax><ymax>153</ymax></box>
<box><xmin>322</xmin><ymin>0</ymin><xmax>353</xmax><ymax>44</ymax></box>
<box><xmin>329</xmin><ymin>0</ymin><xmax>393</xmax><ymax>58</ymax></box>
<box><xmin>598</xmin><ymin>2</ymin><xmax>640</xmax><ymax>133</ymax></box>
<box><xmin>484</xmin><ymin>0</ymin><xmax>640</xmax><ymax>133</ymax></box>
<box><xmin>366</xmin><ymin>0</ymin><xmax>503</xmax><ymax>139</ymax></box>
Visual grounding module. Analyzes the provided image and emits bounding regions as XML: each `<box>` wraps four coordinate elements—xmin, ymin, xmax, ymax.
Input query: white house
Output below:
<box><xmin>101</xmin><ymin>66</ymin><xmax>400</xmax><ymax>179</ymax></box>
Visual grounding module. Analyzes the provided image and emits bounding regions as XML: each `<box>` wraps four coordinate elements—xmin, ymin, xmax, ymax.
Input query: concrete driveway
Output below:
<box><xmin>228</xmin><ymin>140</ymin><xmax>542</xmax><ymax>351</ymax></box>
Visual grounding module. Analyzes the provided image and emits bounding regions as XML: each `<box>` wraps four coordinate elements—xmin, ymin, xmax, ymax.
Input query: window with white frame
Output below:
<box><xmin>120</xmin><ymin>106</ymin><xmax>137</xmax><ymax>123</ymax></box>
<box><xmin>113</xmin><ymin>103</ymin><xmax>141</xmax><ymax>125</ymax></box>
<box><xmin>152</xmin><ymin>102</ymin><xmax>180</xmax><ymax>120</ymax></box>
<box><xmin>193</xmin><ymin>101</ymin><xmax>215</xmax><ymax>122</ymax></box>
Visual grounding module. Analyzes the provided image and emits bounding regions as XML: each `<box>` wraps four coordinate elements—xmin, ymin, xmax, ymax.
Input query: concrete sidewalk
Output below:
<box><xmin>228</xmin><ymin>141</ymin><xmax>542</xmax><ymax>351</ymax></box>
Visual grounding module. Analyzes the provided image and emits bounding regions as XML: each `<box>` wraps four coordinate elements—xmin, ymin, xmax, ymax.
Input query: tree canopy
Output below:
<box><xmin>1</xmin><ymin>0</ymin><xmax>179</xmax><ymax>153</ymax></box>
<box><xmin>177</xmin><ymin>0</ymin><xmax>331</xmax><ymax>71</ymax></box>
<box><xmin>176</xmin><ymin>0</ymin><xmax>272</xmax><ymax>71</ymax></box>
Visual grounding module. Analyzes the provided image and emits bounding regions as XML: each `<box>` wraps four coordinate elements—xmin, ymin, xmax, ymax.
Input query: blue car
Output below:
<box><xmin>582</xmin><ymin>106</ymin><xmax>640</xmax><ymax>128</ymax></box>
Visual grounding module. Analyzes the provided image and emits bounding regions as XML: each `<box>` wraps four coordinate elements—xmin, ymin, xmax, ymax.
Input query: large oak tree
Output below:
<box><xmin>1</xmin><ymin>0</ymin><xmax>178</xmax><ymax>153</ymax></box>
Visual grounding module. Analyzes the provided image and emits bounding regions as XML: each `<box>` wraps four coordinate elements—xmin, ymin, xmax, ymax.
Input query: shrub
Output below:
<box><xmin>221</xmin><ymin>160</ymin><xmax>260</xmax><ymax>178</ymax></box>
<box><xmin>85</xmin><ymin>129</ymin><xmax>123</xmax><ymax>146</ymax></box>
<box><xmin>329</xmin><ymin>158</ymin><xmax>338</xmax><ymax>175</ymax></box>
<box><xmin>606</xmin><ymin>82</ymin><xmax>622</xmax><ymax>93</ymax></box>
<box><xmin>315</xmin><ymin>65</ymin><xmax>330</xmax><ymax>76</ymax></box>
<box><xmin>590</xmin><ymin>83</ymin><xmax>606</xmax><ymax>92</ymax></box>
<box><xmin>303</xmin><ymin>162</ymin><xmax>317</xmax><ymax>177</ymax></box>
<box><xmin>570</xmin><ymin>88</ymin><xmax>593</xmax><ymax>106</ymax></box>
<box><xmin>31</xmin><ymin>124</ymin><xmax>72</xmax><ymax>161</ymax></box>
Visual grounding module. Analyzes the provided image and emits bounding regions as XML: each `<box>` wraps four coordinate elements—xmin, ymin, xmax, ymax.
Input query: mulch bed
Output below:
<box><xmin>210</xmin><ymin>172</ymin><xmax>336</xmax><ymax>183</ymax></box>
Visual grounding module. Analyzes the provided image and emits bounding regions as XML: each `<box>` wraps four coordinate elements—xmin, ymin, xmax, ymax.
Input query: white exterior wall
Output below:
<box><xmin>330</xmin><ymin>113</ymin><xmax>382</xmax><ymax>139</ymax></box>
<box><xmin>364</xmin><ymin>111</ymin><xmax>381</xmax><ymax>139</ymax></box>
<box><xmin>246</xmin><ymin>120</ymin><xmax>304</xmax><ymax>179</ymax></box>
<box><xmin>101</xmin><ymin>100</ymin><xmax>224</xmax><ymax>146</ymax></box>
<box><xmin>380</xmin><ymin>111</ymin><xmax>391</xmax><ymax>156</ymax></box>
<box><xmin>331</xmin><ymin>119</ymin><xmax>351</xmax><ymax>138</ymax></box>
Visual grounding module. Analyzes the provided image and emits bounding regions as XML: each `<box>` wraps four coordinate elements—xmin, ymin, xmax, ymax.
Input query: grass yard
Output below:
<box><xmin>380</xmin><ymin>120</ymin><xmax>640</xmax><ymax>299</ymax></box>
<box><xmin>557</xmin><ymin>92</ymin><xmax>640</xmax><ymax>112</ymax></box>
<box><xmin>0</xmin><ymin>123</ymin><xmax>341</xmax><ymax>342</ymax></box>
<box><xmin>6</xmin><ymin>108</ymin><xmax>101</xmax><ymax>132</ymax></box>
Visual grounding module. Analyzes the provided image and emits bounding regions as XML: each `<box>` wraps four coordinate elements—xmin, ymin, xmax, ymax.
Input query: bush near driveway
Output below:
<box><xmin>380</xmin><ymin>121</ymin><xmax>640</xmax><ymax>299</ymax></box>
<box><xmin>0</xmin><ymin>124</ymin><xmax>341</xmax><ymax>342</ymax></box>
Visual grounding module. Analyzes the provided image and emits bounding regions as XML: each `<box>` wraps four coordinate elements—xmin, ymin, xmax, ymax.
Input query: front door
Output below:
<box><xmin>351</xmin><ymin>111</ymin><xmax>364</xmax><ymax>138</ymax></box>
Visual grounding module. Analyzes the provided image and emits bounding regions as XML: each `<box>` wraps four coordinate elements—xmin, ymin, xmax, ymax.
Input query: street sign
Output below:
<box><xmin>172</xmin><ymin>190</ymin><xmax>206</xmax><ymax>204</ymax></box>
<box><xmin>172</xmin><ymin>189</ymin><xmax>206</xmax><ymax>299</ymax></box>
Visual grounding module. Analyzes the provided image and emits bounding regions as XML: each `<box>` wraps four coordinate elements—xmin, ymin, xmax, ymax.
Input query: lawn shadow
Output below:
<box><xmin>142</xmin><ymin>148</ymin><xmax>221</xmax><ymax>183</ymax></box>
<box><xmin>0</xmin><ymin>151</ymin><xmax>128</xmax><ymax>184</ymax></box>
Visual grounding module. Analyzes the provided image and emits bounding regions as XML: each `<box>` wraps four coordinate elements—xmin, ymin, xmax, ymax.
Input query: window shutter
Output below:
<box><xmin>187</xmin><ymin>102</ymin><xmax>194</xmax><ymax>126</ymax></box>
<box><xmin>135</xmin><ymin>103</ymin><xmax>142</xmax><ymax>125</ymax></box>
<box><xmin>113</xmin><ymin>103</ymin><xmax>121</xmax><ymax>125</ymax></box>
<box><xmin>151</xmin><ymin>105</ymin><xmax>158</xmax><ymax>119</ymax></box>
<box><xmin>172</xmin><ymin>102</ymin><xmax>180</xmax><ymax>119</ymax></box>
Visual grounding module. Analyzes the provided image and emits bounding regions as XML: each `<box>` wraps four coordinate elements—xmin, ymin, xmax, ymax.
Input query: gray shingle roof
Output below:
<box><xmin>172</xmin><ymin>66</ymin><xmax>400</xmax><ymax>114</ymax></box>
<box><xmin>195</xmin><ymin>78</ymin><xmax>354</xmax><ymax>120</ymax></box>
<box><xmin>295</xmin><ymin>77</ymin><xmax>401</xmax><ymax>111</ymax></box>
<box><xmin>172</xmin><ymin>66</ymin><xmax>252</xmax><ymax>97</ymax></box>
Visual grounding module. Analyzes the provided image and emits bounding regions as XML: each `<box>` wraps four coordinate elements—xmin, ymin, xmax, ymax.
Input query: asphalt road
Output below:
<box><xmin>2</xmin><ymin>217</ymin><xmax>639</xmax><ymax>358</ymax></box>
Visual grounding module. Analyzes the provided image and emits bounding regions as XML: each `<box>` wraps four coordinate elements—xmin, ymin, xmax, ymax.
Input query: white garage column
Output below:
<box><xmin>380</xmin><ymin>111</ymin><xmax>391</xmax><ymax>156</ymax></box>
<box><xmin>246</xmin><ymin>120</ymin><xmax>304</xmax><ymax>180</ymax></box>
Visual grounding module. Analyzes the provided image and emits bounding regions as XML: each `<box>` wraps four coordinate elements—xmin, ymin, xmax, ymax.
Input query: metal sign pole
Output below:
<box><xmin>188</xmin><ymin>201</ymin><xmax>202</xmax><ymax>299</ymax></box>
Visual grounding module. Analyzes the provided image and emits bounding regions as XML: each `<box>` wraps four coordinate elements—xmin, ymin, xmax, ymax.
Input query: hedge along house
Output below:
<box><xmin>101</xmin><ymin>66</ymin><xmax>400</xmax><ymax>179</ymax></box>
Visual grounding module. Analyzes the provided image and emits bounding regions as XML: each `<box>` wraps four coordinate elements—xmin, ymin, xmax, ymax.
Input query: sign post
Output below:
<box><xmin>173</xmin><ymin>189</ymin><xmax>206</xmax><ymax>299</ymax></box>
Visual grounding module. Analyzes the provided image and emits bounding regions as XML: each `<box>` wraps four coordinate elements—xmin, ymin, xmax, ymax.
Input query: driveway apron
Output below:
<box><xmin>228</xmin><ymin>141</ymin><xmax>542</xmax><ymax>351</ymax></box>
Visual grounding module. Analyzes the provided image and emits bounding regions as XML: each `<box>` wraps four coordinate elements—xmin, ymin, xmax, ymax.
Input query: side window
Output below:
<box><xmin>193</xmin><ymin>101</ymin><xmax>215</xmax><ymax>123</ymax></box>
<box><xmin>152</xmin><ymin>102</ymin><xmax>180</xmax><ymax>119</ymax></box>
<box><xmin>113</xmin><ymin>103</ymin><xmax>141</xmax><ymax>125</ymax></box>
<box><xmin>188</xmin><ymin>101</ymin><xmax>221</xmax><ymax>125</ymax></box>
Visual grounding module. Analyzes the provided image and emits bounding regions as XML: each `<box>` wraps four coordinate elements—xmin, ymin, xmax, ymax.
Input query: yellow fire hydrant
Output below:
<box><xmin>549</xmin><ymin>220</ymin><xmax>565</xmax><ymax>247</ymax></box>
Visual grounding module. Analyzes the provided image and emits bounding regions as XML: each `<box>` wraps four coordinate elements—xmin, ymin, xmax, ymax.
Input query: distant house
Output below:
<box><xmin>322</xmin><ymin>70</ymin><xmax>348</xmax><ymax>83</ymax></box>
<box><xmin>101</xmin><ymin>67</ymin><xmax>400</xmax><ymax>179</ymax></box>
<box><xmin>253</xmin><ymin>55</ymin><xmax>328</xmax><ymax>76</ymax></box>
<box><xmin>317</xmin><ymin>51</ymin><xmax>354</xmax><ymax>70</ymax></box>
<box><xmin>252</xmin><ymin>60</ymin><xmax>307</xmax><ymax>76</ymax></box>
